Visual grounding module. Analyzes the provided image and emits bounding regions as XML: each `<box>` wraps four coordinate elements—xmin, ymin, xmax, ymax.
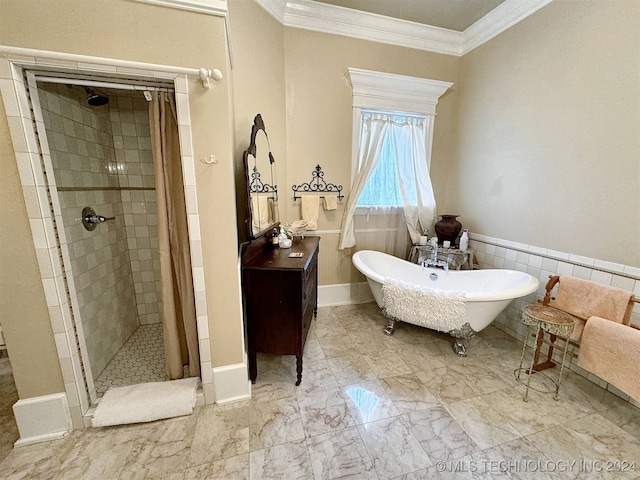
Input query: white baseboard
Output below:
<box><xmin>12</xmin><ymin>393</ymin><xmax>72</xmax><ymax>447</ymax></box>
<box><xmin>211</xmin><ymin>362</ymin><xmax>251</xmax><ymax>404</ymax></box>
<box><xmin>318</xmin><ymin>282</ymin><xmax>374</xmax><ymax>307</ymax></box>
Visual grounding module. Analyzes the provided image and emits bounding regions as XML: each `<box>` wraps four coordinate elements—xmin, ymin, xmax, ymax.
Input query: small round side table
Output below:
<box><xmin>515</xmin><ymin>304</ymin><xmax>576</xmax><ymax>401</ymax></box>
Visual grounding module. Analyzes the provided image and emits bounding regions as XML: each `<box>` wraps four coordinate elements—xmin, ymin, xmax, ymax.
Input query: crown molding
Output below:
<box><xmin>283</xmin><ymin>0</ymin><xmax>462</xmax><ymax>56</ymax></box>
<box><xmin>254</xmin><ymin>0</ymin><xmax>553</xmax><ymax>57</ymax></box>
<box><xmin>462</xmin><ymin>0</ymin><xmax>554</xmax><ymax>54</ymax></box>
<box><xmin>134</xmin><ymin>0</ymin><xmax>228</xmax><ymax>17</ymax></box>
<box><xmin>254</xmin><ymin>0</ymin><xmax>287</xmax><ymax>23</ymax></box>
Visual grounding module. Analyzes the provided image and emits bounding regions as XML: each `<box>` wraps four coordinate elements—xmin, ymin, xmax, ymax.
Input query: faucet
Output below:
<box><xmin>421</xmin><ymin>239</ymin><xmax>449</xmax><ymax>271</ymax></box>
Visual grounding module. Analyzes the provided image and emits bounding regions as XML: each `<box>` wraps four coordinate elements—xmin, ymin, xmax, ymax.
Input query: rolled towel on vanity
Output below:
<box><xmin>301</xmin><ymin>195</ymin><xmax>319</xmax><ymax>230</ymax></box>
<box><xmin>323</xmin><ymin>195</ymin><xmax>338</xmax><ymax>211</ymax></box>
<box><xmin>577</xmin><ymin>316</ymin><xmax>640</xmax><ymax>403</ymax></box>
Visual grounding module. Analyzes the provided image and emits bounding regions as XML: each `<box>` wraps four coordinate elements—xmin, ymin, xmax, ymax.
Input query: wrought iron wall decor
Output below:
<box><xmin>249</xmin><ymin>165</ymin><xmax>278</xmax><ymax>201</ymax></box>
<box><xmin>292</xmin><ymin>165</ymin><xmax>343</xmax><ymax>201</ymax></box>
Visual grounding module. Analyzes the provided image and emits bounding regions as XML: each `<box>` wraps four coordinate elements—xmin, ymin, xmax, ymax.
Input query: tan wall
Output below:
<box><xmin>0</xmin><ymin>0</ymin><xmax>244</xmax><ymax>390</ymax></box>
<box><xmin>228</xmin><ymin>0</ymin><xmax>287</xmax><ymax>244</ymax></box>
<box><xmin>0</xmin><ymin>95</ymin><xmax>65</xmax><ymax>398</ymax></box>
<box><xmin>282</xmin><ymin>28</ymin><xmax>460</xmax><ymax>285</ymax></box>
<box><xmin>450</xmin><ymin>0</ymin><xmax>640</xmax><ymax>267</ymax></box>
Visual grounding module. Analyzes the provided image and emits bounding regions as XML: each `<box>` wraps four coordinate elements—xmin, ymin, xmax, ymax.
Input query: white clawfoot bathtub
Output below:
<box><xmin>352</xmin><ymin>250</ymin><xmax>539</xmax><ymax>355</ymax></box>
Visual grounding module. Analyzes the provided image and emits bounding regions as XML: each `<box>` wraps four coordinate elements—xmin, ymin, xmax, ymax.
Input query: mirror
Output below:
<box><xmin>243</xmin><ymin>114</ymin><xmax>279</xmax><ymax>239</ymax></box>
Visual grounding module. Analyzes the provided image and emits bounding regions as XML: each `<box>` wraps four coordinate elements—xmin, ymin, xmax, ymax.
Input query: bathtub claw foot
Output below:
<box><xmin>453</xmin><ymin>340</ymin><xmax>467</xmax><ymax>357</ymax></box>
<box><xmin>383</xmin><ymin>320</ymin><xmax>396</xmax><ymax>336</ymax></box>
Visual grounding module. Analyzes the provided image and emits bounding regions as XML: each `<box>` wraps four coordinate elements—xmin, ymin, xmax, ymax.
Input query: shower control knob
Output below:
<box><xmin>81</xmin><ymin>206</ymin><xmax>115</xmax><ymax>231</ymax></box>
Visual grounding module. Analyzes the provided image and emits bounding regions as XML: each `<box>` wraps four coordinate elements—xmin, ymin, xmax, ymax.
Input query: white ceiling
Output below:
<box><xmin>313</xmin><ymin>0</ymin><xmax>508</xmax><ymax>32</ymax></box>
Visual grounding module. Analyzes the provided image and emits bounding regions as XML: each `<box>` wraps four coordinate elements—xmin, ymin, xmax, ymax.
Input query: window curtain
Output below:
<box><xmin>387</xmin><ymin>115</ymin><xmax>437</xmax><ymax>244</ymax></box>
<box><xmin>338</xmin><ymin>113</ymin><xmax>389</xmax><ymax>249</ymax></box>
<box><xmin>149</xmin><ymin>92</ymin><xmax>200</xmax><ymax>380</ymax></box>
<box><xmin>338</xmin><ymin>112</ymin><xmax>437</xmax><ymax>251</ymax></box>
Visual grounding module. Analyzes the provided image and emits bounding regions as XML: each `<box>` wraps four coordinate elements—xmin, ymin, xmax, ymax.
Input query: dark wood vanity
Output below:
<box><xmin>238</xmin><ymin>114</ymin><xmax>319</xmax><ymax>386</ymax></box>
<box><xmin>242</xmin><ymin>235</ymin><xmax>319</xmax><ymax>386</ymax></box>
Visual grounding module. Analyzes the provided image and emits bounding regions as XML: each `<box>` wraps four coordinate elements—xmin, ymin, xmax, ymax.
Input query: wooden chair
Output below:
<box><xmin>531</xmin><ymin>275</ymin><xmax>639</xmax><ymax>373</ymax></box>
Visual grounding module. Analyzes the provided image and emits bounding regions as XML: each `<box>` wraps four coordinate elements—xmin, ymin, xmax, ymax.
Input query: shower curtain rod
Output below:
<box><xmin>34</xmin><ymin>76</ymin><xmax>174</xmax><ymax>93</ymax></box>
<box><xmin>0</xmin><ymin>45</ymin><xmax>223</xmax><ymax>89</ymax></box>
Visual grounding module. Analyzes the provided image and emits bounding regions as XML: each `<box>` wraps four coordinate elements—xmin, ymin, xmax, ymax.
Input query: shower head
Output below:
<box><xmin>84</xmin><ymin>87</ymin><xmax>109</xmax><ymax>106</ymax></box>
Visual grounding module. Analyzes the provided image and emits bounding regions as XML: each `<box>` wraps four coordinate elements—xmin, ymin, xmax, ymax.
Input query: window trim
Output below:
<box><xmin>346</xmin><ymin>68</ymin><xmax>452</xmax><ymax>211</ymax></box>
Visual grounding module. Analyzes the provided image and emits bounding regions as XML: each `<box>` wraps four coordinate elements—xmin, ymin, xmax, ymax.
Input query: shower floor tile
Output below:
<box><xmin>94</xmin><ymin>323</ymin><xmax>165</xmax><ymax>398</ymax></box>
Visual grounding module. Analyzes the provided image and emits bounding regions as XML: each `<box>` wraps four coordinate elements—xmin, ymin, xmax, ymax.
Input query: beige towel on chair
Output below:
<box><xmin>577</xmin><ymin>316</ymin><xmax>640</xmax><ymax>403</ymax></box>
<box><xmin>555</xmin><ymin>276</ymin><xmax>633</xmax><ymax>324</ymax></box>
<box><xmin>301</xmin><ymin>195</ymin><xmax>319</xmax><ymax>230</ymax></box>
<box><xmin>323</xmin><ymin>195</ymin><xmax>338</xmax><ymax>211</ymax></box>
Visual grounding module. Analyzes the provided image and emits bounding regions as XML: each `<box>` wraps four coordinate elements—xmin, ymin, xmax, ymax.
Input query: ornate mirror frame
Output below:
<box><xmin>243</xmin><ymin>114</ymin><xmax>279</xmax><ymax>240</ymax></box>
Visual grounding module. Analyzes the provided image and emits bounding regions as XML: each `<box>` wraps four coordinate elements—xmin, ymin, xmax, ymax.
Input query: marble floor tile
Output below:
<box><xmin>119</xmin><ymin>414</ymin><xmax>197</xmax><ymax>478</ymax></box>
<box><xmin>188</xmin><ymin>403</ymin><xmax>250</xmax><ymax>466</ymax></box>
<box><xmin>302</xmin><ymin>337</ymin><xmax>326</xmax><ymax>363</ymax></box>
<box><xmin>415</xmin><ymin>366</ymin><xmax>478</xmax><ymax>404</ymax></box>
<box><xmin>408</xmin><ymin>406</ymin><xmax>481</xmax><ymax>463</ymax></box>
<box><xmin>298</xmin><ymin>387</ymin><xmax>357</xmax><ymax>438</ymax></box>
<box><xmin>249</xmin><ymin>354</ymin><xmax>297</xmax><ymax>404</ymax></box>
<box><xmin>482</xmin><ymin>386</ymin><xmax>576</xmax><ymax>437</ymax></box>
<box><xmin>358</xmin><ymin>415</ymin><xmax>432</xmax><ymax>479</ymax></box>
<box><xmin>525</xmin><ymin>415</ymin><xmax>640</xmax><ymax>480</ymax></box>
<box><xmin>0</xmin><ymin>356</ymin><xmax>19</xmax><ymax>464</ymax></box>
<box><xmin>380</xmin><ymin>373</ymin><xmax>440</xmax><ymax>414</ymax></box>
<box><xmin>184</xmin><ymin>453</ymin><xmax>249</xmax><ymax>480</ymax></box>
<box><xmin>449</xmin><ymin>363</ymin><xmax>512</xmax><ymax>396</ymax></box>
<box><xmin>391</xmin><ymin>457</ymin><xmax>494</xmax><ymax>480</ymax></box>
<box><xmin>249</xmin><ymin>397</ymin><xmax>305</xmax><ymax>451</ymax></box>
<box><xmin>444</xmin><ymin>396</ymin><xmax>521</xmax><ymax>450</ymax></box>
<box><xmin>306</xmin><ymin>427</ymin><xmax>376</xmax><ymax>479</ymax></box>
<box><xmin>317</xmin><ymin>332</ymin><xmax>360</xmax><ymax>359</ymax></box>
<box><xmin>470</xmin><ymin>436</ymin><xmax>565</xmax><ymax>480</ymax></box>
<box><xmin>294</xmin><ymin>359</ymin><xmax>339</xmax><ymax>397</ymax></box>
<box><xmin>597</xmin><ymin>392</ymin><xmax>640</xmax><ymax>441</ymax></box>
<box><xmin>342</xmin><ymin>379</ymin><xmax>400</xmax><ymax>424</ymax></box>
<box><xmin>396</xmin><ymin>346</ymin><xmax>447</xmax><ymax>373</ymax></box>
<box><xmin>364</xmin><ymin>349</ymin><xmax>413</xmax><ymax>379</ymax></box>
<box><xmin>2</xmin><ymin>305</ymin><xmax>639</xmax><ymax>480</ymax></box>
<box><xmin>249</xmin><ymin>438</ymin><xmax>313</xmax><ymax>480</ymax></box>
<box><xmin>54</xmin><ymin>424</ymin><xmax>142</xmax><ymax>479</ymax></box>
<box><xmin>567</xmin><ymin>413</ymin><xmax>640</xmax><ymax>465</ymax></box>
<box><xmin>327</xmin><ymin>354</ymin><xmax>377</xmax><ymax>386</ymax></box>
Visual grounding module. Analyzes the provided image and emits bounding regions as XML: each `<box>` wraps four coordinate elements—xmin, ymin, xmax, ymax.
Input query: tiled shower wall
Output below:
<box><xmin>109</xmin><ymin>94</ymin><xmax>162</xmax><ymax>325</ymax></box>
<box><xmin>469</xmin><ymin>232</ymin><xmax>640</xmax><ymax>405</ymax></box>
<box><xmin>38</xmin><ymin>84</ymin><xmax>161</xmax><ymax>380</ymax></box>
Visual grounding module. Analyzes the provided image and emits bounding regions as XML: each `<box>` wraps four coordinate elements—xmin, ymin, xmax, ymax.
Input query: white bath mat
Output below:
<box><xmin>92</xmin><ymin>377</ymin><xmax>198</xmax><ymax>427</ymax></box>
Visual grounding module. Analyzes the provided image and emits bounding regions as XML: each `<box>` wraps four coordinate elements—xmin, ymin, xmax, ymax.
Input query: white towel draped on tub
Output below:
<box><xmin>382</xmin><ymin>277</ymin><xmax>466</xmax><ymax>332</ymax></box>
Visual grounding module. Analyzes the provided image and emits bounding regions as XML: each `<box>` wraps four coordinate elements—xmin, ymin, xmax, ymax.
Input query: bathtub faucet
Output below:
<box><xmin>422</xmin><ymin>239</ymin><xmax>448</xmax><ymax>271</ymax></box>
<box><xmin>422</xmin><ymin>258</ymin><xmax>449</xmax><ymax>271</ymax></box>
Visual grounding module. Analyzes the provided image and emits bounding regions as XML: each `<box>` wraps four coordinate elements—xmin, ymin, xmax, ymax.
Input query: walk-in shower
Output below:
<box><xmin>36</xmin><ymin>81</ymin><xmax>168</xmax><ymax>399</ymax></box>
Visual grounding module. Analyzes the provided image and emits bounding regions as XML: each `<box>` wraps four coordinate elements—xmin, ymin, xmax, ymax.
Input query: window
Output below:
<box><xmin>339</xmin><ymin>68</ymin><xmax>452</xmax><ymax>250</ymax></box>
<box><xmin>356</xmin><ymin>111</ymin><xmax>425</xmax><ymax>208</ymax></box>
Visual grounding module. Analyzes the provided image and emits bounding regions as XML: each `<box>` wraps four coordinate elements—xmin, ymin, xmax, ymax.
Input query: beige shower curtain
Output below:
<box><xmin>149</xmin><ymin>92</ymin><xmax>200</xmax><ymax>380</ymax></box>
